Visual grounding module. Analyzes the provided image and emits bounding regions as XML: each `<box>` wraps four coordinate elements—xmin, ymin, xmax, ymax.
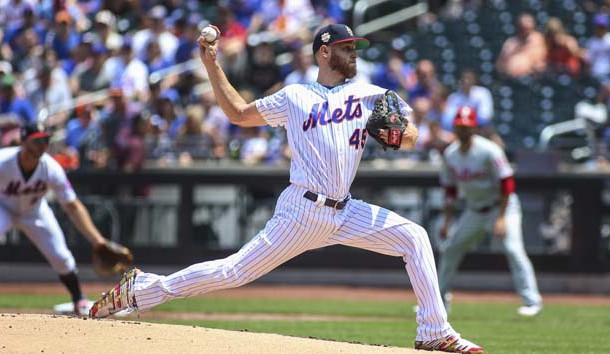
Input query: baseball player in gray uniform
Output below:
<box><xmin>438</xmin><ymin>106</ymin><xmax>543</xmax><ymax>317</ymax></box>
<box><xmin>90</xmin><ymin>24</ymin><xmax>484</xmax><ymax>353</ymax></box>
<box><xmin>0</xmin><ymin>123</ymin><xmax>114</xmax><ymax>316</ymax></box>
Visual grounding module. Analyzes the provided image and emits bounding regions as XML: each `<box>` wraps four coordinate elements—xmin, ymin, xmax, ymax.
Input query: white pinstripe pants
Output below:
<box><xmin>134</xmin><ymin>184</ymin><xmax>456</xmax><ymax>341</ymax></box>
<box><xmin>0</xmin><ymin>201</ymin><xmax>76</xmax><ymax>275</ymax></box>
<box><xmin>438</xmin><ymin>194</ymin><xmax>542</xmax><ymax>307</ymax></box>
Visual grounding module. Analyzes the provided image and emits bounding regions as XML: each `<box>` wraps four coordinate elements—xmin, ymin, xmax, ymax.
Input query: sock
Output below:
<box><xmin>58</xmin><ymin>271</ymin><xmax>84</xmax><ymax>303</ymax></box>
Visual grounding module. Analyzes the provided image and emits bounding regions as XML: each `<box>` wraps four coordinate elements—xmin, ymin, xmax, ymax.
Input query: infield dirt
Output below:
<box><xmin>0</xmin><ymin>313</ymin><xmax>446</xmax><ymax>354</ymax></box>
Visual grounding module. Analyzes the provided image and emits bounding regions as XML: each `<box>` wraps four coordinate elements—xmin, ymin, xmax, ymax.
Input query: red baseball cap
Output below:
<box><xmin>453</xmin><ymin>106</ymin><xmax>478</xmax><ymax>127</ymax></box>
<box><xmin>21</xmin><ymin>123</ymin><xmax>51</xmax><ymax>141</ymax></box>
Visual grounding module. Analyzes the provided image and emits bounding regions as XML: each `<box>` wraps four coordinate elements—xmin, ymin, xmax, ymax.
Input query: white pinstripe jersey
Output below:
<box><xmin>0</xmin><ymin>147</ymin><xmax>76</xmax><ymax>216</ymax></box>
<box><xmin>440</xmin><ymin>135</ymin><xmax>513</xmax><ymax>209</ymax></box>
<box><xmin>256</xmin><ymin>81</ymin><xmax>412</xmax><ymax>199</ymax></box>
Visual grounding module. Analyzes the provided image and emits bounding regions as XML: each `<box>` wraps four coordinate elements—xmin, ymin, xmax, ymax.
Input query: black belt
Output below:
<box><xmin>472</xmin><ymin>203</ymin><xmax>499</xmax><ymax>213</ymax></box>
<box><xmin>303</xmin><ymin>191</ymin><xmax>349</xmax><ymax>210</ymax></box>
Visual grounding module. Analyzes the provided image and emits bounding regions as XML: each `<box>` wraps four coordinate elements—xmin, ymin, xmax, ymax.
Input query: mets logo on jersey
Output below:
<box><xmin>2</xmin><ymin>180</ymin><xmax>47</xmax><ymax>196</ymax></box>
<box><xmin>302</xmin><ymin>95</ymin><xmax>363</xmax><ymax>131</ymax></box>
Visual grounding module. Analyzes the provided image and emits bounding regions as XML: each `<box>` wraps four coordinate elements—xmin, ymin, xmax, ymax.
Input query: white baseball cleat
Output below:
<box><xmin>517</xmin><ymin>304</ymin><xmax>542</xmax><ymax>316</ymax></box>
<box><xmin>111</xmin><ymin>309</ymin><xmax>133</xmax><ymax>317</ymax></box>
<box><xmin>53</xmin><ymin>299</ymin><xmax>95</xmax><ymax>317</ymax></box>
<box><xmin>414</xmin><ymin>334</ymin><xmax>484</xmax><ymax>353</ymax></box>
<box><xmin>55</xmin><ymin>299</ymin><xmax>133</xmax><ymax>317</ymax></box>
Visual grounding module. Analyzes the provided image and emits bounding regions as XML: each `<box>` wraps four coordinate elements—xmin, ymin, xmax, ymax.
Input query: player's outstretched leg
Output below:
<box><xmin>90</xmin><ymin>204</ymin><xmax>312</xmax><ymax>318</ymax></box>
<box><xmin>89</xmin><ymin>268</ymin><xmax>140</xmax><ymax>318</ymax></box>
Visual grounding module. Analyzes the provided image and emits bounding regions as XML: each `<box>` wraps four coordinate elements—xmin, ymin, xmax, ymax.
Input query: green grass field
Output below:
<box><xmin>1</xmin><ymin>293</ymin><xmax>609</xmax><ymax>354</ymax></box>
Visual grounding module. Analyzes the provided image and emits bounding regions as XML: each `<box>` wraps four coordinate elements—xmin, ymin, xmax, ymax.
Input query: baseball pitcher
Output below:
<box><xmin>90</xmin><ymin>24</ymin><xmax>484</xmax><ymax>353</ymax></box>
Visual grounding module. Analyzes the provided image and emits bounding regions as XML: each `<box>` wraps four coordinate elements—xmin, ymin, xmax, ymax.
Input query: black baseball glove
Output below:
<box><xmin>92</xmin><ymin>241</ymin><xmax>134</xmax><ymax>278</ymax></box>
<box><xmin>366</xmin><ymin>90</ymin><xmax>410</xmax><ymax>150</ymax></box>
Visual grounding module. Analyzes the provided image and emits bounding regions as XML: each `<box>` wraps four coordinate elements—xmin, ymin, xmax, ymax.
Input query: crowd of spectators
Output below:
<box><xmin>0</xmin><ymin>0</ymin><xmax>609</xmax><ymax>175</ymax></box>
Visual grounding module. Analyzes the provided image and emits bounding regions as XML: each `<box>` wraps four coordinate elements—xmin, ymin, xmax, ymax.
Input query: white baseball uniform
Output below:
<box><xmin>438</xmin><ymin>135</ymin><xmax>542</xmax><ymax>307</ymax></box>
<box><xmin>0</xmin><ymin>146</ymin><xmax>78</xmax><ymax>274</ymax></box>
<box><xmin>133</xmin><ymin>81</ymin><xmax>459</xmax><ymax>341</ymax></box>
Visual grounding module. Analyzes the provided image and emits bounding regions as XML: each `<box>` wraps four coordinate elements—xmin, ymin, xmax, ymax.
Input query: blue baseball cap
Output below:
<box><xmin>312</xmin><ymin>24</ymin><xmax>369</xmax><ymax>55</ymax></box>
<box><xmin>91</xmin><ymin>43</ymin><xmax>107</xmax><ymax>56</ymax></box>
<box><xmin>595</xmin><ymin>13</ymin><xmax>609</xmax><ymax>27</ymax></box>
<box><xmin>159</xmin><ymin>89</ymin><xmax>179</xmax><ymax>103</ymax></box>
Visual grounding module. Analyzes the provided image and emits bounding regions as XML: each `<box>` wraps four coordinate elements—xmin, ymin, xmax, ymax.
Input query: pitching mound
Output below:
<box><xmin>1</xmin><ymin>313</ymin><xmax>444</xmax><ymax>354</ymax></box>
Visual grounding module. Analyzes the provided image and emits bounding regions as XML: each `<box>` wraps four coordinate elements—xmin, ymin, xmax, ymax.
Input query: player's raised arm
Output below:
<box><xmin>197</xmin><ymin>25</ymin><xmax>266</xmax><ymax>127</ymax></box>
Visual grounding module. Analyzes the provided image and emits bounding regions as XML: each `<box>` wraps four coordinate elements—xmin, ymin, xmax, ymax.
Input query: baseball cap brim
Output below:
<box><xmin>453</xmin><ymin>118</ymin><xmax>477</xmax><ymax>127</ymax></box>
<box><xmin>26</xmin><ymin>132</ymin><xmax>51</xmax><ymax>140</ymax></box>
<box><xmin>332</xmin><ymin>38</ymin><xmax>370</xmax><ymax>50</ymax></box>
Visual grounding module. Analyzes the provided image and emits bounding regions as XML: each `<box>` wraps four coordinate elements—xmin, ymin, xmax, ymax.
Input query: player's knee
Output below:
<box><xmin>393</xmin><ymin>224</ymin><xmax>431</xmax><ymax>256</ymax></box>
<box><xmin>48</xmin><ymin>254</ymin><xmax>76</xmax><ymax>274</ymax></box>
<box><xmin>221</xmin><ymin>263</ymin><xmax>255</xmax><ymax>288</ymax></box>
<box><xmin>503</xmin><ymin>244</ymin><xmax>526</xmax><ymax>260</ymax></box>
<box><xmin>406</xmin><ymin>223</ymin><xmax>430</xmax><ymax>245</ymax></box>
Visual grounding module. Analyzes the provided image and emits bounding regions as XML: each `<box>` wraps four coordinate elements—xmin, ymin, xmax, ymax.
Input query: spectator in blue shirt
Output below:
<box><xmin>143</xmin><ymin>39</ymin><xmax>173</xmax><ymax>73</ymax></box>
<box><xmin>371</xmin><ymin>47</ymin><xmax>417</xmax><ymax>98</ymax></box>
<box><xmin>226</xmin><ymin>0</ymin><xmax>263</xmax><ymax>29</ymax></box>
<box><xmin>65</xmin><ymin>103</ymin><xmax>96</xmax><ymax>150</ymax></box>
<box><xmin>47</xmin><ymin>11</ymin><xmax>81</xmax><ymax>61</ymax></box>
<box><xmin>311</xmin><ymin>0</ymin><xmax>344</xmax><ymax>24</ymax></box>
<box><xmin>174</xmin><ymin>14</ymin><xmax>202</xmax><ymax>64</ymax></box>
<box><xmin>0</xmin><ymin>75</ymin><xmax>36</xmax><ymax>124</ymax></box>
<box><xmin>158</xmin><ymin>89</ymin><xmax>186</xmax><ymax>139</ymax></box>
<box><xmin>408</xmin><ymin>59</ymin><xmax>441</xmax><ymax>101</ymax></box>
<box><xmin>2</xmin><ymin>7</ymin><xmax>46</xmax><ymax>57</ymax></box>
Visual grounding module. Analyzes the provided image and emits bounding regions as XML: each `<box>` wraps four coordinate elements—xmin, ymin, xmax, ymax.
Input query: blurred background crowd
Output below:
<box><xmin>2</xmin><ymin>0</ymin><xmax>610</xmax><ymax>174</ymax></box>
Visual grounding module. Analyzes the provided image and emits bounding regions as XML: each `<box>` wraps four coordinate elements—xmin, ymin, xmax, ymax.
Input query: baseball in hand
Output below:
<box><xmin>201</xmin><ymin>26</ymin><xmax>218</xmax><ymax>43</ymax></box>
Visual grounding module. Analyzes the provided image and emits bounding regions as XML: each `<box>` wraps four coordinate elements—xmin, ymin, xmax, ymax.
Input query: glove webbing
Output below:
<box><xmin>384</xmin><ymin>90</ymin><xmax>402</xmax><ymax>114</ymax></box>
<box><xmin>385</xmin><ymin>90</ymin><xmax>404</xmax><ymax>148</ymax></box>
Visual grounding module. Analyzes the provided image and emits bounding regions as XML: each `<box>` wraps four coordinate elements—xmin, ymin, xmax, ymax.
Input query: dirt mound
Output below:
<box><xmin>0</xmin><ymin>313</ymin><xmax>442</xmax><ymax>354</ymax></box>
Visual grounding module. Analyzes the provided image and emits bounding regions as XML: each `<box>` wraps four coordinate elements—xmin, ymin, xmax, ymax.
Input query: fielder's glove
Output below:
<box><xmin>366</xmin><ymin>90</ymin><xmax>410</xmax><ymax>150</ymax></box>
<box><xmin>92</xmin><ymin>241</ymin><xmax>134</xmax><ymax>278</ymax></box>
